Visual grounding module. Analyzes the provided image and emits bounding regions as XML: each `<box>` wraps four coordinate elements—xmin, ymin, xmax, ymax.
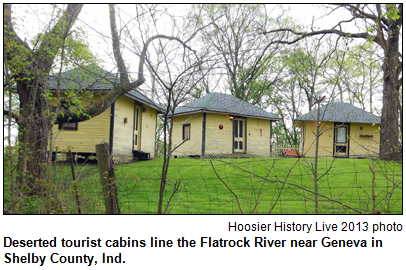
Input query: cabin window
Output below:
<box><xmin>58</xmin><ymin>122</ymin><xmax>78</xmax><ymax>131</ymax></box>
<box><xmin>183</xmin><ymin>124</ymin><xmax>190</xmax><ymax>140</ymax></box>
<box><xmin>336</xmin><ymin>126</ymin><xmax>347</xmax><ymax>143</ymax></box>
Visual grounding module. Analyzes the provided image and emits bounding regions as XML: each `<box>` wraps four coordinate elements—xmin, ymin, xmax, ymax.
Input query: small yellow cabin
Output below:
<box><xmin>171</xmin><ymin>93</ymin><xmax>281</xmax><ymax>158</ymax></box>
<box><xmin>49</xmin><ymin>65</ymin><xmax>163</xmax><ymax>163</ymax></box>
<box><xmin>294</xmin><ymin>102</ymin><xmax>381</xmax><ymax>158</ymax></box>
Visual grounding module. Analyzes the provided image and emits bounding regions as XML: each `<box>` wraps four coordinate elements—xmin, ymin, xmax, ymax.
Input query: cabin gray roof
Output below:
<box><xmin>173</xmin><ymin>92</ymin><xmax>281</xmax><ymax>120</ymax></box>
<box><xmin>294</xmin><ymin>102</ymin><xmax>381</xmax><ymax>124</ymax></box>
<box><xmin>48</xmin><ymin>64</ymin><xmax>117</xmax><ymax>90</ymax></box>
<box><xmin>48</xmin><ymin>65</ymin><xmax>164</xmax><ymax>112</ymax></box>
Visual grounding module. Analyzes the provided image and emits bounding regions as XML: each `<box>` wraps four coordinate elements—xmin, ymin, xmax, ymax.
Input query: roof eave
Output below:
<box><xmin>205</xmin><ymin>110</ymin><xmax>281</xmax><ymax>121</ymax></box>
<box><xmin>124</xmin><ymin>93</ymin><xmax>164</xmax><ymax>113</ymax></box>
<box><xmin>172</xmin><ymin>109</ymin><xmax>281</xmax><ymax>121</ymax></box>
<box><xmin>294</xmin><ymin>118</ymin><xmax>381</xmax><ymax>125</ymax></box>
<box><xmin>169</xmin><ymin>110</ymin><xmax>203</xmax><ymax>118</ymax></box>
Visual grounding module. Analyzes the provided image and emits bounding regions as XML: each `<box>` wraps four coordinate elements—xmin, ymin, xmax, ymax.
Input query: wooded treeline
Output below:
<box><xmin>4</xmin><ymin>4</ymin><xmax>402</xmax><ymax>213</ymax></box>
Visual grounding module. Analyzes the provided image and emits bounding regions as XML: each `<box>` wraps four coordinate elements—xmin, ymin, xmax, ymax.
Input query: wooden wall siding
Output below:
<box><xmin>51</xmin><ymin>94</ymin><xmax>110</xmax><ymax>153</ymax></box>
<box><xmin>173</xmin><ymin>113</ymin><xmax>273</xmax><ymax>157</ymax></box>
<box><xmin>140</xmin><ymin>105</ymin><xmax>158</xmax><ymax>158</ymax></box>
<box><xmin>302</xmin><ymin>121</ymin><xmax>335</xmax><ymax>157</ymax></box>
<box><xmin>302</xmin><ymin>121</ymin><xmax>380</xmax><ymax>157</ymax></box>
<box><xmin>348</xmin><ymin>122</ymin><xmax>380</xmax><ymax>157</ymax></box>
<box><xmin>172</xmin><ymin>113</ymin><xmax>203</xmax><ymax>156</ymax></box>
<box><xmin>246</xmin><ymin>118</ymin><xmax>271</xmax><ymax>156</ymax></box>
<box><xmin>112</xmin><ymin>96</ymin><xmax>135</xmax><ymax>159</ymax></box>
<box><xmin>205</xmin><ymin>113</ymin><xmax>234</xmax><ymax>155</ymax></box>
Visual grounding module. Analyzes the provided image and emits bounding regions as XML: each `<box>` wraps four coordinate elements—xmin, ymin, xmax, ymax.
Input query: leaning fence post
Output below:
<box><xmin>95</xmin><ymin>143</ymin><xmax>120</xmax><ymax>214</ymax></box>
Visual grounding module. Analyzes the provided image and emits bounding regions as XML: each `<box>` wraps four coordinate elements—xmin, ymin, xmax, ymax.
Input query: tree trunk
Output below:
<box><xmin>379</xmin><ymin>59</ymin><xmax>400</xmax><ymax>160</ymax></box>
<box><xmin>379</xmin><ymin>17</ymin><xmax>401</xmax><ymax>161</ymax></box>
<box><xmin>158</xmin><ymin>105</ymin><xmax>175</xmax><ymax>214</ymax></box>
<box><xmin>17</xmin><ymin>81</ymin><xmax>51</xmax><ymax>195</ymax></box>
<box><xmin>5</xmin><ymin>4</ymin><xmax>84</xmax><ymax>196</ymax></box>
<box><xmin>376</xmin><ymin>6</ymin><xmax>401</xmax><ymax>161</ymax></box>
<box><xmin>96</xmin><ymin>143</ymin><xmax>120</xmax><ymax>214</ymax></box>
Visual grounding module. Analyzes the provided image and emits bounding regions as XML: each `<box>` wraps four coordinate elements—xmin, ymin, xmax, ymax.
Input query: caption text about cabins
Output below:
<box><xmin>3</xmin><ymin>221</ymin><xmax>403</xmax><ymax>266</ymax></box>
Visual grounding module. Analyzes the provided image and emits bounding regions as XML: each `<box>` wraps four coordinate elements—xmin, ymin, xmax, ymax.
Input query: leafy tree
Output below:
<box><xmin>266</xmin><ymin>38</ymin><xmax>340</xmax><ymax>146</ymax></box>
<box><xmin>3</xmin><ymin>4</ymin><xmax>210</xmax><ymax>210</ymax></box>
<box><xmin>139</xmin><ymin>10</ymin><xmax>217</xmax><ymax>214</ymax></box>
<box><xmin>263</xmin><ymin>4</ymin><xmax>402</xmax><ymax>160</ymax></box>
<box><xmin>283</xmin><ymin>39</ymin><xmax>339</xmax><ymax>112</ymax></box>
<box><xmin>191</xmin><ymin>4</ymin><xmax>286</xmax><ymax>105</ymax></box>
<box><xmin>326</xmin><ymin>42</ymin><xmax>383</xmax><ymax>113</ymax></box>
<box><xmin>4</xmin><ymin>4</ymin><xmax>86</xmax><ymax>199</ymax></box>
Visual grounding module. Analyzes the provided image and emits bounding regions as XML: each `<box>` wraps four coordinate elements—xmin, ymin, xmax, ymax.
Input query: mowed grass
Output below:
<box><xmin>11</xmin><ymin>157</ymin><xmax>399</xmax><ymax>214</ymax></box>
<box><xmin>109</xmin><ymin>157</ymin><xmax>402</xmax><ymax>214</ymax></box>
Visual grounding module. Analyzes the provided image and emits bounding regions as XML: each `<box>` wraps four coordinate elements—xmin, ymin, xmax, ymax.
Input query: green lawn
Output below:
<box><xmin>110</xmin><ymin>157</ymin><xmax>402</xmax><ymax>214</ymax></box>
<box><xmin>4</xmin><ymin>157</ymin><xmax>402</xmax><ymax>214</ymax></box>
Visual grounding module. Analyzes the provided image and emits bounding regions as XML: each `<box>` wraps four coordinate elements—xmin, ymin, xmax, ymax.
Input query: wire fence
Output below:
<box><xmin>9</xmin><ymin>155</ymin><xmax>400</xmax><ymax>214</ymax></box>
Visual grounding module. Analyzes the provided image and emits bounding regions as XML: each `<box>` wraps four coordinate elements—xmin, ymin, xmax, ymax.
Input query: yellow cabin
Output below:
<box><xmin>49</xmin><ymin>65</ymin><xmax>163</xmax><ymax>163</ymax></box>
<box><xmin>171</xmin><ymin>93</ymin><xmax>281</xmax><ymax>158</ymax></box>
<box><xmin>294</xmin><ymin>102</ymin><xmax>381</xmax><ymax>158</ymax></box>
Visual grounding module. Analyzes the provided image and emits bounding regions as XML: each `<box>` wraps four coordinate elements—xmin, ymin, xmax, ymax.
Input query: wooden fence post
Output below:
<box><xmin>68</xmin><ymin>150</ymin><xmax>81</xmax><ymax>214</ymax></box>
<box><xmin>95</xmin><ymin>143</ymin><xmax>120</xmax><ymax>214</ymax></box>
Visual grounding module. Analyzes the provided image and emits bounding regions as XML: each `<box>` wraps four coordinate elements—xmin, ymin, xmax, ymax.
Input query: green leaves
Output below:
<box><xmin>384</xmin><ymin>4</ymin><xmax>400</xmax><ymax>20</ymax></box>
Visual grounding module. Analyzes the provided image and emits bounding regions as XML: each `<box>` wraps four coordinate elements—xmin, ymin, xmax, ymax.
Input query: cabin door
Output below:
<box><xmin>233</xmin><ymin>118</ymin><xmax>245</xmax><ymax>153</ymax></box>
<box><xmin>134</xmin><ymin>105</ymin><xmax>142</xmax><ymax>151</ymax></box>
<box><xmin>334</xmin><ymin>123</ymin><xmax>350</xmax><ymax>157</ymax></box>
